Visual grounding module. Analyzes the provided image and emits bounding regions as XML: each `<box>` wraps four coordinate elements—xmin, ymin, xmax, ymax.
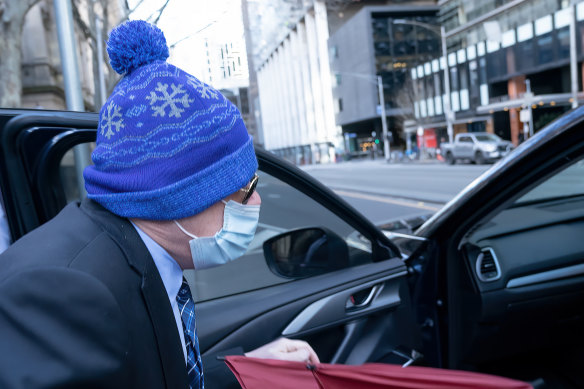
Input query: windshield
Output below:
<box><xmin>515</xmin><ymin>159</ymin><xmax>584</xmax><ymax>205</ymax></box>
<box><xmin>474</xmin><ymin>134</ymin><xmax>501</xmax><ymax>142</ymax></box>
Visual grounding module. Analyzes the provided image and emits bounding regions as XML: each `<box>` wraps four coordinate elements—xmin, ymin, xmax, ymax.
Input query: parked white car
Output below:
<box><xmin>441</xmin><ymin>132</ymin><xmax>514</xmax><ymax>165</ymax></box>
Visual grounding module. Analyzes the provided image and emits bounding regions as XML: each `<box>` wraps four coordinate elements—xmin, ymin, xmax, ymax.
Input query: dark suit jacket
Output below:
<box><xmin>0</xmin><ymin>199</ymin><xmax>239</xmax><ymax>388</ymax></box>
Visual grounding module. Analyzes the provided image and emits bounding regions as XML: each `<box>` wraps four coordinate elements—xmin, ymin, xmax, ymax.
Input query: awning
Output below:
<box><xmin>404</xmin><ymin>115</ymin><xmax>491</xmax><ymax>133</ymax></box>
<box><xmin>476</xmin><ymin>92</ymin><xmax>584</xmax><ymax>114</ymax></box>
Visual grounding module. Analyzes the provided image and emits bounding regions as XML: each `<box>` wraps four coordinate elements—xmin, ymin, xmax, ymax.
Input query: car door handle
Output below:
<box><xmin>281</xmin><ymin>272</ymin><xmax>406</xmax><ymax>336</ymax></box>
<box><xmin>345</xmin><ymin>284</ymin><xmax>383</xmax><ymax>310</ymax></box>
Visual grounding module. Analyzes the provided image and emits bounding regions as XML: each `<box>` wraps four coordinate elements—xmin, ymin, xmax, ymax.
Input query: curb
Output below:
<box><xmin>327</xmin><ymin>185</ymin><xmax>449</xmax><ymax>205</ymax></box>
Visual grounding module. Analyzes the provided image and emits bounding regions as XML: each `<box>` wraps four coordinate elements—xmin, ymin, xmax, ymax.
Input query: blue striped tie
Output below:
<box><xmin>176</xmin><ymin>279</ymin><xmax>204</xmax><ymax>389</ymax></box>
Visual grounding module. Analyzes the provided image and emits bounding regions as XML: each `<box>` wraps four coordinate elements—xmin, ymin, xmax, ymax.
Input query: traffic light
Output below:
<box><xmin>374</xmin><ymin>139</ymin><xmax>380</xmax><ymax>144</ymax></box>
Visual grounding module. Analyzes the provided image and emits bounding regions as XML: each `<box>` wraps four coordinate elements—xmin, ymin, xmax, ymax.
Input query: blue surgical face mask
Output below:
<box><xmin>174</xmin><ymin>200</ymin><xmax>260</xmax><ymax>270</ymax></box>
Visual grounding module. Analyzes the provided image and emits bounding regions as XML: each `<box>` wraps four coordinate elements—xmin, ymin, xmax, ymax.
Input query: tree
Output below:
<box><xmin>323</xmin><ymin>0</ymin><xmax>362</xmax><ymax>12</ymax></box>
<box><xmin>0</xmin><ymin>0</ymin><xmax>170</xmax><ymax>109</ymax></box>
<box><xmin>71</xmin><ymin>0</ymin><xmax>170</xmax><ymax>110</ymax></box>
<box><xmin>392</xmin><ymin>75</ymin><xmax>418</xmax><ymax>129</ymax></box>
<box><xmin>0</xmin><ymin>0</ymin><xmax>42</xmax><ymax>107</ymax></box>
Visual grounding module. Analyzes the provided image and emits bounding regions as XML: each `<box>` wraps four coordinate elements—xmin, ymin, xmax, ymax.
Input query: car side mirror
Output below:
<box><xmin>263</xmin><ymin>227</ymin><xmax>350</xmax><ymax>279</ymax></box>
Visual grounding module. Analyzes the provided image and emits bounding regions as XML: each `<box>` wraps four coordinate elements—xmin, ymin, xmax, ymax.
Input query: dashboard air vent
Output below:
<box><xmin>476</xmin><ymin>248</ymin><xmax>501</xmax><ymax>282</ymax></box>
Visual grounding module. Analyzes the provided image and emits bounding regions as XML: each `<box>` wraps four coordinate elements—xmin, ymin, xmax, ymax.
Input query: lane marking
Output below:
<box><xmin>334</xmin><ymin>189</ymin><xmax>443</xmax><ymax>211</ymax></box>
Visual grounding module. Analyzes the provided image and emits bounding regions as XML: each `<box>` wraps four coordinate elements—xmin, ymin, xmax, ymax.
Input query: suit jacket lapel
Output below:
<box><xmin>141</xmin><ymin>264</ymin><xmax>189</xmax><ymax>388</ymax></box>
<box><xmin>80</xmin><ymin>199</ymin><xmax>188</xmax><ymax>388</ymax></box>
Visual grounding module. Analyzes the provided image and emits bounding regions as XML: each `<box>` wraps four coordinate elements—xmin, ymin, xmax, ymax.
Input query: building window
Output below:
<box><xmin>372</xmin><ymin>18</ymin><xmax>389</xmax><ymax>41</ymax></box>
<box><xmin>536</xmin><ymin>34</ymin><xmax>553</xmax><ymax>64</ymax></box>
<box><xmin>335</xmin><ymin>98</ymin><xmax>343</xmax><ymax>114</ymax></box>
<box><xmin>450</xmin><ymin>67</ymin><xmax>459</xmax><ymax>91</ymax></box>
<box><xmin>468</xmin><ymin>60</ymin><xmax>480</xmax><ymax>107</ymax></box>
<box><xmin>517</xmin><ymin>38</ymin><xmax>535</xmax><ymax>71</ymax></box>
<box><xmin>557</xmin><ymin>28</ymin><xmax>570</xmax><ymax>59</ymax></box>
<box><xmin>433</xmin><ymin>73</ymin><xmax>442</xmax><ymax>96</ymax></box>
<box><xmin>330</xmin><ymin>45</ymin><xmax>339</xmax><ymax>59</ymax></box>
<box><xmin>240</xmin><ymin>88</ymin><xmax>249</xmax><ymax>114</ymax></box>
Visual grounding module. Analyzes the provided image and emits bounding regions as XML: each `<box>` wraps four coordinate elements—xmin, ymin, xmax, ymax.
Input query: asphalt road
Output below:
<box><xmin>302</xmin><ymin>160</ymin><xmax>491</xmax><ymax>224</ymax></box>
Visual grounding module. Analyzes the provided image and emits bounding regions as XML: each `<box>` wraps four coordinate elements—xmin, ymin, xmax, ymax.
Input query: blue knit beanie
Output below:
<box><xmin>83</xmin><ymin>20</ymin><xmax>257</xmax><ymax>220</ymax></box>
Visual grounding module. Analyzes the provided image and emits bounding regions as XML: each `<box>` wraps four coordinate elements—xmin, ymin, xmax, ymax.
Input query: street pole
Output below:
<box><xmin>570</xmin><ymin>0</ymin><xmax>579</xmax><ymax>109</ymax></box>
<box><xmin>525</xmin><ymin>79</ymin><xmax>534</xmax><ymax>137</ymax></box>
<box><xmin>441</xmin><ymin>25</ymin><xmax>454</xmax><ymax>144</ymax></box>
<box><xmin>95</xmin><ymin>17</ymin><xmax>107</xmax><ymax>107</ymax></box>
<box><xmin>54</xmin><ymin>0</ymin><xmax>92</xmax><ymax>199</ymax></box>
<box><xmin>377</xmin><ymin>76</ymin><xmax>390</xmax><ymax>162</ymax></box>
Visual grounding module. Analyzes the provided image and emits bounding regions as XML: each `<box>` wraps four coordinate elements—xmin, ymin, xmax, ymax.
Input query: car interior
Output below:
<box><xmin>451</xmin><ymin>158</ymin><xmax>584</xmax><ymax>388</ymax></box>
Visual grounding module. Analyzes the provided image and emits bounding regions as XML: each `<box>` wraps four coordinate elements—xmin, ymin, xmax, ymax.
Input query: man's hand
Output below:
<box><xmin>244</xmin><ymin>338</ymin><xmax>320</xmax><ymax>365</ymax></box>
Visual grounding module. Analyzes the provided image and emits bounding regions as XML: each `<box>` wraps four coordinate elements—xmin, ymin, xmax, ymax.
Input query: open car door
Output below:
<box><xmin>0</xmin><ymin>109</ymin><xmax>422</xmax><ymax>373</ymax></box>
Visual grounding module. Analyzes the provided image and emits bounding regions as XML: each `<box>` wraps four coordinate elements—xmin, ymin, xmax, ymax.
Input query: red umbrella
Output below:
<box><xmin>224</xmin><ymin>356</ymin><xmax>533</xmax><ymax>389</ymax></box>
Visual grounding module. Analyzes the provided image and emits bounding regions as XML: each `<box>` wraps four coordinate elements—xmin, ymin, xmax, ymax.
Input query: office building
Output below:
<box><xmin>328</xmin><ymin>2</ymin><xmax>440</xmax><ymax>157</ymax></box>
<box><xmin>411</xmin><ymin>0</ymin><xmax>584</xmax><ymax>146</ymax></box>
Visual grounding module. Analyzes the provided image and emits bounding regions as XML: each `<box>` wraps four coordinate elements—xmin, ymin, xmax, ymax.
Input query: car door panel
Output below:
<box><xmin>280</xmin><ymin>272</ymin><xmax>405</xmax><ymax>336</ymax></box>
<box><xmin>197</xmin><ymin>259</ymin><xmax>417</xmax><ymax>365</ymax></box>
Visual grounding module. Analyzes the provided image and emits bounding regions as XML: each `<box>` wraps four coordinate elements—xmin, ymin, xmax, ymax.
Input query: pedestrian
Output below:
<box><xmin>0</xmin><ymin>20</ymin><xmax>317</xmax><ymax>389</ymax></box>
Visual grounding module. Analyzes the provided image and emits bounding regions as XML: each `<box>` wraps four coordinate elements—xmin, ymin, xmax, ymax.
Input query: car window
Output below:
<box><xmin>60</xmin><ymin>148</ymin><xmax>85</xmax><ymax>204</ymax></box>
<box><xmin>59</xmin><ymin>151</ymin><xmax>376</xmax><ymax>303</ymax></box>
<box><xmin>514</xmin><ymin>159</ymin><xmax>584</xmax><ymax>205</ymax></box>
<box><xmin>474</xmin><ymin>134</ymin><xmax>499</xmax><ymax>142</ymax></box>
<box><xmin>458</xmin><ymin>136</ymin><xmax>471</xmax><ymax>143</ymax></box>
<box><xmin>467</xmin><ymin>154</ymin><xmax>584</xmax><ymax>243</ymax></box>
<box><xmin>185</xmin><ymin>170</ymin><xmax>375</xmax><ymax>302</ymax></box>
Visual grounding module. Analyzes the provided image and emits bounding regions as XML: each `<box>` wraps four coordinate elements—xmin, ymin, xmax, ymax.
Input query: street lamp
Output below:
<box><xmin>393</xmin><ymin>19</ymin><xmax>455</xmax><ymax>144</ymax></box>
<box><xmin>569</xmin><ymin>0</ymin><xmax>579</xmax><ymax>109</ymax></box>
<box><xmin>336</xmin><ymin>72</ymin><xmax>391</xmax><ymax>162</ymax></box>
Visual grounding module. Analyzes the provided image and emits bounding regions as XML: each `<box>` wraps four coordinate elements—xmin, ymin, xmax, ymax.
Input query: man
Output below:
<box><xmin>0</xmin><ymin>20</ymin><xmax>317</xmax><ymax>388</ymax></box>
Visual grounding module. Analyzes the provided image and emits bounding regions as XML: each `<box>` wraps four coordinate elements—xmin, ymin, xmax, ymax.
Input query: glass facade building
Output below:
<box><xmin>329</xmin><ymin>4</ymin><xmax>440</xmax><ymax>158</ymax></box>
<box><xmin>410</xmin><ymin>0</ymin><xmax>584</xmax><ymax>145</ymax></box>
<box><xmin>373</xmin><ymin>14</ymin><xmax>440</xmax><ymax>110</ymax></box>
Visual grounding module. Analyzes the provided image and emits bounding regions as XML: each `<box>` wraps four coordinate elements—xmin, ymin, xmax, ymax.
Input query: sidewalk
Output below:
<box><xmin>303</xmin><ymin>156</ymin><xmax>444</xmax><ymax>169</ymax></box>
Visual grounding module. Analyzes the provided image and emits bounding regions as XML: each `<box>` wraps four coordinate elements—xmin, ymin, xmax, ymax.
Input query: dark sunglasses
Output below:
<box><xmin>239</xmin><ymin>173</ymin><xmax>259</xmax><ymax>204</ymax></box>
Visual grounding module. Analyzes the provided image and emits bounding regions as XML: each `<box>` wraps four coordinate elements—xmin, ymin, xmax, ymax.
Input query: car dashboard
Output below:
<box><xmin>466</xmin><ymin>195</ymin><xmax>584</xmax><ymax>293</ymax></box>
<box><xmin>457</xmin><ymin>195</ymin><xmax>584</xmax><ymax>374</ymax></box>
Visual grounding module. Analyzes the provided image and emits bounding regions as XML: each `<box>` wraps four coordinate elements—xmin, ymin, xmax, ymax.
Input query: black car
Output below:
<box><xmin>1</xmin><ymin>108</ymin><xmax>583</xmax><ymax>388</ymax></box>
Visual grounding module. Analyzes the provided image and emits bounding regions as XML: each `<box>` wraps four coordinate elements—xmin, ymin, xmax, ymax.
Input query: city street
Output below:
<box><xmin>302</xmin><ymin>160</ymin><xmax>491</xmax><ymax>224</ymax></box>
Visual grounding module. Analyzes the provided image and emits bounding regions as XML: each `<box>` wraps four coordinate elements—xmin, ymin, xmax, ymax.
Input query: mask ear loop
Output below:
<box><xmin>174</xmin><ymin>220</ymin><xmax>198</xmax><ymax>239</ymax></box>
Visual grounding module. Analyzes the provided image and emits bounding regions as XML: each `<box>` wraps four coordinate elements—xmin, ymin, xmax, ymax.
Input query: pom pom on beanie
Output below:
<box><xmin>107</xmin><ymin>20</ymin><xmax>170</xmax><ymax>74</ymax></box>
